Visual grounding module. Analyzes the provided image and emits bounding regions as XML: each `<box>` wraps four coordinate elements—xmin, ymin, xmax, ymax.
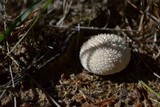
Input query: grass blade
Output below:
<box><xmin>0</xmin><ymin>0</ymin><xmax>42</xmax><ymax>42</ymax></box>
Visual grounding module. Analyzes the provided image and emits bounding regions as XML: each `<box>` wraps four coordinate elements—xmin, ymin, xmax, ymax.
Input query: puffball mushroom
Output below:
<box><xmin>79</xmin><ymin>34</ymin><xmax>131</xmax><ymax>75</ymax></box>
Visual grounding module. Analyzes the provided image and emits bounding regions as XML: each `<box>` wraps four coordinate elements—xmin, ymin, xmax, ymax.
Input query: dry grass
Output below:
<box><xmin>0</xmin><ymin>0</ymin><xmax>160</xmax><ymax>107</ymax></box>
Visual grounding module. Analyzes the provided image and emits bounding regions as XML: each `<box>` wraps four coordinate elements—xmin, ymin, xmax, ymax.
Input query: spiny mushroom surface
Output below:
<box><xmin>79</xmin><ymin>34</ymin><xmax>131</xmax><ymax>75</ymax></box>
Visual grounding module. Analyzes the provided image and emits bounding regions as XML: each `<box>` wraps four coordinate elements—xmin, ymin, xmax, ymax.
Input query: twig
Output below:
<box><xmin>139</xmin><ymin>80</ymin><xmax>160</xmax><ymax>99</ymax></box>
<box><xmin>0</xmin><ymin>29</ymin><xmax>77</xmax><ymax>106</ymax></box>
<box><xmin>51</xmin><ymin>25</ymin><xmax>139</xmax><ymax>32</ymax></box>
<box><xmin>0</xmin><ymin>74</ymin><xmax>23</xmax><ymax>91</ymax></box>
<box><xmin>5</xmin><ymin>15</ymin><xmax>38</xmax><ymax>59</ymax></box>
<box><xmin>153</xmin><ymin>72</ymin><xmax>160</xmax><ymax>79</ymax></box>
<box><xmin>38</xmin><ymin>30</ymin><xmax>76</xmax><ymax>69</ymax></box>
<box><xmin>3</xmin><ymin>0</ymin><xmax>17</xmax><ymax>106</ymax></box>
<box><xmin>146</xmin><ymin>12</ymin><xmax>160</xmax><ymax>25</ymax></box>
<box><xmin>0</xmin><ymin>90</ymin><xmax>6</xmax><ymax>99</ymax></box>
<box><xmin>4</xmin><ymin>0</ymin><xmax>47</xmax><ymax>59</ymax></box>
<box><xmin>150</xmin><ymin>98</ymin><xmax>160</xmax><ymax>105</ymax></box>
<box><xmin>127</xmin><ymin>0</ymin><xmax>143</xmax><ymax>14</ymax></box>
<box><xmin>56</xmin><ymin>0</ymin><xmax>72</xmax><ymax>26</ymax></box>
<box><xmin>138</xmin><ymin>14</ymin><xmax>144</xmax><ymax>32</ymax></box>
<box><xmin>8</xmin><ymin>62</ymin><xmax>17</xmax><ymax>107</ymax></box>
<box><xmin>25</xmin><ymin>72</ymin><xmax>61</xmax><ymax>107</ymax></box>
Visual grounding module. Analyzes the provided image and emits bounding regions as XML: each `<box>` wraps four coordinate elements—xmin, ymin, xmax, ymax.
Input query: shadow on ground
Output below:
<box><xmin>100</xmin><ymin>51</ymin><xmax>160</xmax><ymax>83</ymax></box>
<box><xmin>29</xmin><ymin>50</ymin><xmax>160</xmax><ymax>89</ymax></box>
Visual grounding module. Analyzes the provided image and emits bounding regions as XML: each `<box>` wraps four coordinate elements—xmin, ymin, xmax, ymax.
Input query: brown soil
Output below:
<box><xmin>0</xmin><ymin>0</ymin><xmax>160</xmax><ymax>107</ymax></box>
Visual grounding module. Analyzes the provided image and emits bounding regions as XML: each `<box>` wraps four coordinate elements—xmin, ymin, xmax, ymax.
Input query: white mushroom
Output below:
<box><xmin>79</xmin><ymin>33</ymin><xmax>131</xmax><ymax>75</ymax></box>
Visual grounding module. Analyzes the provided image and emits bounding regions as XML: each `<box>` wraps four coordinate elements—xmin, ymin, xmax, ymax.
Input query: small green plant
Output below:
<box><xmin>0</xmin><ymin>0</ymin><xmax>52</xmax><ymax>42</ymax></box>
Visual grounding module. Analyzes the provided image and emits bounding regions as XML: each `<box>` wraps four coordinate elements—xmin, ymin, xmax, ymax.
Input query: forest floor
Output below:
<box><xmin>0</xmin><ymin>0</ymin><xmax>160</xmax><ymax>107</ymax></box>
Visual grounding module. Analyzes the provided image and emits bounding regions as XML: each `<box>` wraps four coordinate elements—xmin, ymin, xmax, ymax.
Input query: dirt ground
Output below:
<box><xmin>0</xmin><ymin>0</ymin><xmax>160</xmax><ymax>107</ymax></box>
